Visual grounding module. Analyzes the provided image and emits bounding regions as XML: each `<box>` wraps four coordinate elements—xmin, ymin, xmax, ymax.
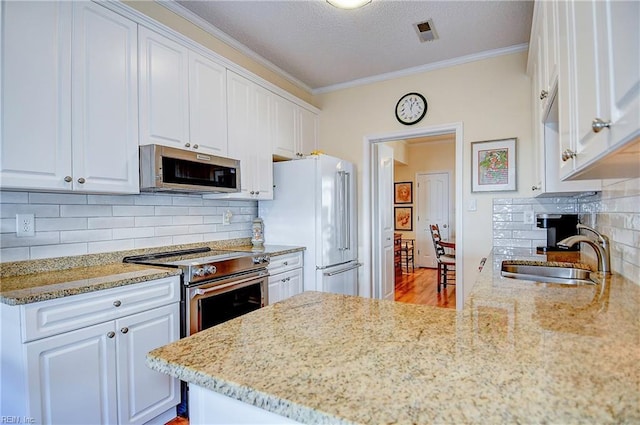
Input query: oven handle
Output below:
<box><xmin>190</xmin><ymin>273</ymin><xmax>267</xmax><ymax>298</ymax></box>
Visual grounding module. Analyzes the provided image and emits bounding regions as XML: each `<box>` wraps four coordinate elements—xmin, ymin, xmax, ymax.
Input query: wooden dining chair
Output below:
<box><xmin>429</xmin><ymin>224</ymin><xmax>455</xmax><ymax>293</ymax></box>
<box><xmin>400</xmin><ymin>238</ymin><xmax>415</xmax><ymax>273</ymax></box>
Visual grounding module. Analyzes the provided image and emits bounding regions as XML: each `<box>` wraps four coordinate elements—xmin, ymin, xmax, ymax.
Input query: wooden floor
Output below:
<box><xmin>394</xmin><ymin>267</ymin><xmax>456</xmax><ymax>308</ymax></box>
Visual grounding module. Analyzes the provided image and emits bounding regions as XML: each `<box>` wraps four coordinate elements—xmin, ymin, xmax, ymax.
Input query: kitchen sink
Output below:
<box><xmin>501</xmin><ymin>261</ymin><xmax>596</xmax><ymax>285</ymax></box>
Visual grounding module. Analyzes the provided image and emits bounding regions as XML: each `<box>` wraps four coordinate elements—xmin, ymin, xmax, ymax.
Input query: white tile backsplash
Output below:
<box><xmin>493</xmin><ymin>177</ymin><xmax>640</xmax><ymax>283</ymax></box>
<box><xmin>0</xmin><ymin>191</ymin><xmax>256</xmax><ymax>262</ymax></box>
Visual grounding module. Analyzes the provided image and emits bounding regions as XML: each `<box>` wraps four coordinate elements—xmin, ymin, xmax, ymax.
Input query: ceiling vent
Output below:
<box><xmin>415</xmin><ymin>19</ymin><xmax>439</xmax><ymax>42</ymax></box>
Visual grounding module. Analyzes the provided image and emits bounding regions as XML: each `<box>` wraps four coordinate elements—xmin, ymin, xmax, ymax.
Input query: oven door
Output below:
<box><xmin>186</xmin><ymin>270</ymin><xmax>267</xmax><ymax>336</ymax></box>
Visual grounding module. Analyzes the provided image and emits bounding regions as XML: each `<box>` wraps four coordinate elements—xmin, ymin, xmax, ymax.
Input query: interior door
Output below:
<box><xmin>373</xmin><ymin>144</ymin><xmax>395</xmax><ymax>300</ymax></box>
<box><xmin>416</xmin><ymin>172</ymin><xmax>450</xmax><ymax>268</ymax></box>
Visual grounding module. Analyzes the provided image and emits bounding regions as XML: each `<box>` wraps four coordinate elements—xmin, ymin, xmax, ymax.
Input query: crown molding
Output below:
<box><xmin>312</xmin><ymin>43</ymin><xmax>530</xmax><ymax>95</ymax></box>
<box><xmin>157</xmin><ymin>0</ymin><xmax>314</xmax><ymax>94</ymax></box>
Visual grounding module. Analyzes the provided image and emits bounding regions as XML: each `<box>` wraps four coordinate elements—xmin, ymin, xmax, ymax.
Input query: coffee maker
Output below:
<box><xmin>536</xmin><ymin>214</ymin><xmax>579</xmax><ymax>252</ymax></box>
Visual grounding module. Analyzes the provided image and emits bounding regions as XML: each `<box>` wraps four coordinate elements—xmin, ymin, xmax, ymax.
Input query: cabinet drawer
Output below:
<box><xmin>267</xmin><ymin>251</ymin><xmax>303</xmax><ymax>275</ymax></box>
<box><xmin>22</xmin><ymin>276</ymin><xmax>180</xmax><ymax>342</ymax></box>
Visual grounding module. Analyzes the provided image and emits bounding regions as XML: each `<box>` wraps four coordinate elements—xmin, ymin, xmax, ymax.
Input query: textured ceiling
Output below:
<box><xmin>172</xmin><ymin>0</ymin><xmax>534</xmax><ymax>92</ymax></box>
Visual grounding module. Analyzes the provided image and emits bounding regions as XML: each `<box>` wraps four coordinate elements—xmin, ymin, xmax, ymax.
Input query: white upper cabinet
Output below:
<box><xmin>298</xmin><ymin>107</ymin><xmax>319</xmax><ymax>158</ymax></box>
<box><xmin>205</xmin><ymin>70</ymin><xmax>273</xmax><ymax>200</ymax></box>
<box><xmin>0</xmin><ymin>2</ymin><xmax>139</xmax><ymax>193</ymax></box>
<box><xmin>528</xmin><ymin>1</ymin><xmax>600</xmax><ymax>196</ymax></box>
<box><xmin>272</xmin><ymin>95</ymin><xmax>319</xmax><ymax>160</ymax></box>
<box><xmin>560</xmin><ymin>0</ymin><xmax>639</xmax><ymax>180</ymax></box>
<box><xmin>189</xmin><ymin>51</ymin><xmax>228</xmax><ymax>156</ymax></box>
<box><xmin>139</xmin><ymin>27</ymin><xmax>227</xmax><ymax>156</ymax></box>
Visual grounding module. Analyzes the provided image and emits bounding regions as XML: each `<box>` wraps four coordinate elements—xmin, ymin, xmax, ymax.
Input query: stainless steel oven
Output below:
<box><xmin>124</xmin><ymin>247</ymin><xmax>270</xmax><ymax>418</ymax></box>
<box><xmin>186</xmin><ymin>268</ymin><xmax>267</xmax><ymax>336</ymax></box>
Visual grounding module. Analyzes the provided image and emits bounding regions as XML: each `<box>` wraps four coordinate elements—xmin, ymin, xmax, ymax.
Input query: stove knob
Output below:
<box><xmin>194</xmin><ymin>268</ymin><xmax>206</xmax><ymax>277</ymax></box>
<box><xmin>252</xmin><ymin>256</ymin><xmax>261</xmax><ymax>264</ymax></box>
<box><xmin>205</xmin><ymin>265</ymin><xmax>217</xmax><ymax>275</ymax></box>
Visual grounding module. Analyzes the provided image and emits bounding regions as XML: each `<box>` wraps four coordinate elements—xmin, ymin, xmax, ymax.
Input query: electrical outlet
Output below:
<box><xmin>222</xmin><ymin>210</ymin><xmax>232</xmax><ymax>226</ymax></box>
<box><xmin>523</xmin><ymin>211</ymin><xmax>535</xmax><ymax>225</ymax></box>
<box><xmin>16</xmin><ymin>214</ymin><xmax>35</xmax><ymax>237</ymax></box>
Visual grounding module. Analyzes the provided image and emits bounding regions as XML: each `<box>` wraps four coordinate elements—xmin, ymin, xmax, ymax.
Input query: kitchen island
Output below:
<box><xmin>147</xmin><ymin>253</ymin><xmax>640</xmax><ymax>424</ymax></box>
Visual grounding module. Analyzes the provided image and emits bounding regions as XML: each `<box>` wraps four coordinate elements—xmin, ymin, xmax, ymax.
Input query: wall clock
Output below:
<box><xmin>395</xmin><ymin>92</ymin><xmax>427</xmax><ymax>125</ymax></box>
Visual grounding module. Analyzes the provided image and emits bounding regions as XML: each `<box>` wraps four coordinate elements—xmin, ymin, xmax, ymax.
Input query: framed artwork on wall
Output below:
<box><xmin>394</xmin><ymin>206</ymin><xmax>413</xmax><ymax>231</ymax></box>
<box><xmin>394</xmin><ymin>181</ymin><xmax>413</xmax><ymax>204</ymax></box>
<box><xmin>471</xmin><ymin>137</ymin><xmax>517</xmax><ymax>192</ymax></box>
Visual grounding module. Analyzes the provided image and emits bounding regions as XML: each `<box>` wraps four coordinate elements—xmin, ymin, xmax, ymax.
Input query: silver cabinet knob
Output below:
<box><xmin>255</xmin><ymin>191</ymin><xmax>260</xmax><ymax>195</ymax></box>
<box><xmin>107</xmin><ymin>331</ymin><xmax>115</xmax><ymax>339</ymax></box>
<box><xmin>250</xmin><ymin>191</ymin><xmax>255</xmax><ymax>195</ymax></box>
<box><xmin>120</xmin><ymin>327</ymin><xmax>129</xmax><ymax>334</ymax></box>
<box><xmin>443</xmin><ymin>224</ymin><xmax>448</xmax><ymax>228</ymax></box>
<box><xmin>540</xmin><ymin>90</ymin><xmax>548</xmax><ymax>100</ymax></box>
<box><xmin>113</xmin><ymin>300</ymin><xmax>121</xmax><ymax>307</ymax></box>
<box><xmin>283</xmin><ymin>261</ymin><xmax>288</xmax><ymax>266</ymax></box>
<box><xmin>185</xmin><ymin>142</ymin><xmax>191</xmax><ymax>148</ymax></box>
<box><xmin>561</xmin><ymin>149</ymin><xmax>576</xmax><ymax>162</ymax></box>
<box><xmin>193</xmin><ymin>144</ymin><xmax>198</xmax><ymax>149</ymax></box>
<box><xmin>592</xmin><ymin>118</ymin><xmax>611</xmax><ymax>133</ymax></box>
<box><xmin>77</xmin><ymin>177</ymin><xmax>85</xmax><ymax>184</ymax></box>
<box><xmin>532</xmin><ymin>184</ymin><xmax>542</xmax><ymax>191</ymax></box>
<box><xmin>64</xmin><ymin>176</ymin><xmax>72</xmax><ymax>182</ymax></box>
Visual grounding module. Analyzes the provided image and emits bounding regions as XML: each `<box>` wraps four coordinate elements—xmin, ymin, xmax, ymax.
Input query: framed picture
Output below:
<box><xmin>394</xmin><ymin>181</ymin><xmax>413</xmax><ymax>204</ymax></box>
<box><xmin>471</xmin><ymin>138</ymin><xmax>517</xmax><ymax>192</ymax></box>
<box><xmin>394</xmin><ymin>207</ymin><xmax>413</xmax><ymax>231</ymax></box>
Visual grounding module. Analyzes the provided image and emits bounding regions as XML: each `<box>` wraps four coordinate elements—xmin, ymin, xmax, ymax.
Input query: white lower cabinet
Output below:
<box><xmin>1</xmin><ymin>277</ymin><xmax>180</xmax><ymax>425</ymax></box>
<box><xmin>267</xmin><ymin>251</ymin><xmax>303</xmax><ymax>305</ymax></box>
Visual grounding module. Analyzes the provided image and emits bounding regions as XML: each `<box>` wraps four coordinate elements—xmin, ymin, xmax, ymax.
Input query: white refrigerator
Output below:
<box><xmin>259</xmin><ymin>155</ymin><xmax>361</xmax><ymax>295</ymax></box>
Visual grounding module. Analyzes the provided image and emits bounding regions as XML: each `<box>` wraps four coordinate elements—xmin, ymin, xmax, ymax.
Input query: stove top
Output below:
<box><xmin>123</xmin><ymin>247</ymin><xmax>270</xmax><ymax>284</ymax></box>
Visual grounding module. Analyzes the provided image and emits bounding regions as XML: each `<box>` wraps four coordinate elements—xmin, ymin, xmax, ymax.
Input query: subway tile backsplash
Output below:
<box><xmin>0</xmin><ymin>191</ymin><xmax>257</xmax><ymax>262</ymax></box>
<box><xmin>493</xmin><ymin>177</ymin><xmax>640</xmax><ymax>284</ymax></box>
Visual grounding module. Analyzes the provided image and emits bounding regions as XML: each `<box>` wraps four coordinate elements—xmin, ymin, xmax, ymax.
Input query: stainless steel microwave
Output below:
<box><xmin>139</xmin><ymin>145</ymin><xmax>240</xmax><ymax>193</ymax></box>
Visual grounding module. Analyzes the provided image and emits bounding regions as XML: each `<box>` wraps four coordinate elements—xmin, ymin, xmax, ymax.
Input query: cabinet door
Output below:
<box><xmin>602</xmin><ymin>1</ymin><xmax>640</xmax><ymax>151</ymax></box>
<box><xmin>116</xmin><ymin>304</ymin><xmax>180</xmax><ymax>425</ymax></box>
<box><xmin>26</xmin><ymin>321</ymin><xmax>118</xmax><ymax>425</ymax></box>
<box><xmin>267</xmin><ymin>276</ymin><xmax>283</xmax><ymax>305</ymax></box>
<box><xmin>226</xmin><ymin>71</ymin><xmax>255</xmax><ymax>198</ymax></box>
<box><xmin>254</xmin><ymin>85</ymin><xmax>274</xmax><ymax>199</ymax></box>
<box><xmin>284</xmin><ymin>269</ymin><xmax>303</xmax><ymax>300</ymax></box>
<box><xmin>569</xmin><ymin>0</ymin><xmax>610</xmax><ymax>170</ymax></box>
<box><xmin>72</xmin><ymin>2</ymin><xmax>139</xmax><ymax>194</ymax></box>
<box><xmin>272</xmin><ymin>95</ymin><xmax>297</xmax><ymax>159</ymax></box>
<box><xmin>189</xmin><ymin>51</ymin><xmax>228</xmax><ymax>156</ymax></box>
<box><xmin>0</xmin><ymin>1</ymin><xmax>72</xmax><ymax>191</ymax></box>
<box><xmin>298</xmin><ymin>108</ymin><xmax>319</xmax><ymax>158</ymax></box>
<box><xmin>139</xmin><ymin>27</ymin><xmax>189</xmax><ymax>148</ymax></box>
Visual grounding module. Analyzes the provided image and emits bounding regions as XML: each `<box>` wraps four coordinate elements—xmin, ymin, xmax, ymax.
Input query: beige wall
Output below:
<box><xmin>125</xmin><ymin>1</ymin><xmax>316</xmax><ymax>106</ymax></box>
<box><xmin>317</xmin><ymin>51</ymin><xmax>533</xmax><ymax>298</ymax></box>
<box><xmin>392</xmin><ymin>139</ymin><xmax>456</xmax><ymax>242</ymax></box>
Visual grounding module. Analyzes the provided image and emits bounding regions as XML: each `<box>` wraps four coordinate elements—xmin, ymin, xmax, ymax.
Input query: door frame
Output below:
<box><xmin>361</xmin><ymin>122</ymin><xmax>464</xmax><ymax>311</ymax></box>
<box><xmin>415</xmin><ymin>170</ymin><xmax>452</xmax><ymax>268</ymax></box>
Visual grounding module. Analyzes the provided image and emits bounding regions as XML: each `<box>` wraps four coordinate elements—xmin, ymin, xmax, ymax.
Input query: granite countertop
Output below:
<box><xmin>147</xmin><ymin>252</ymin><xmax>640</xmax><ymax>424</ymax></box>
<box><xmin>0</xmin><ymin>263</ymin><xmax>181</xmax><ymax>306</ymax></box>
<box><xmin>0</xmin><ymin>239</ymin><xmax>294</xmax><ymax>306</ymax></box>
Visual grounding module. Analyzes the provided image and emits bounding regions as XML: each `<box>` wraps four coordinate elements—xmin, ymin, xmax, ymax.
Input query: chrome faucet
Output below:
<box><xmin>557</xmin><ymin>224</ymin><xmax>611</xmax><ymax>274</ymax></box>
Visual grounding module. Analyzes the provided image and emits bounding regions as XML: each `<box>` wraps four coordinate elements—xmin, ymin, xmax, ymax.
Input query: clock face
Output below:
<box><xmin>395</xmin><ymin>92</ymin><xmax>427</xmax><ymax>125</ymax></box>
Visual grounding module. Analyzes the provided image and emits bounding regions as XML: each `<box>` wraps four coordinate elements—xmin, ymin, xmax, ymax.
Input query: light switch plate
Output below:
<box><xmin>468</xmin><ymin>199</ymin><xmax>477</xmax><ymax>211</ymax></box>
<box><xmin>523</xmin><ymin>211</ymin><xmax>535</xmax><ymax>224</ymax></box>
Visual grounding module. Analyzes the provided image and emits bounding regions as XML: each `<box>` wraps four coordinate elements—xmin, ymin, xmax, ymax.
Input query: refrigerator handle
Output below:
<box><xmin>344</xmin><ymin>172</ymin><xmax>351</xmax><ymax>251</ymax></box>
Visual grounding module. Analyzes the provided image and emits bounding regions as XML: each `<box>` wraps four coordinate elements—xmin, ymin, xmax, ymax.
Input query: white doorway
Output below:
<box><xmin>372</xmin><ymin>143</ymin><xmax>395</xmax><ymax>300</ymax></box>
<box><xmin>361</xmin><ymin>122</ymin><xmax>464</xmax><ymax>310</ymax></box>
<box><xmin>415</xmin><ymin>172</ymin><xmax>451</xmax><ymax>268</ymax></box>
